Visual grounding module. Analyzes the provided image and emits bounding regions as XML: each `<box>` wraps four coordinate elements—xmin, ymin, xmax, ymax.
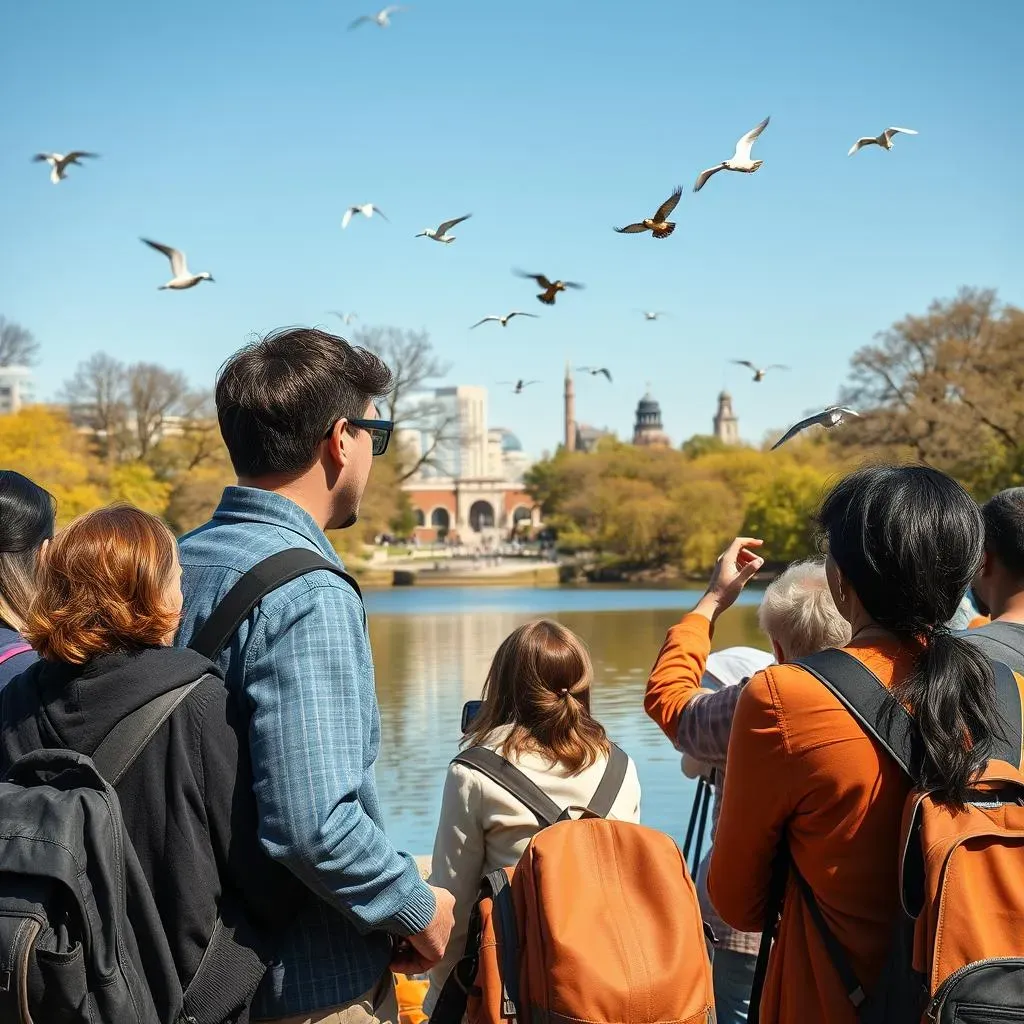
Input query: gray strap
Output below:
<box><xmin>452</xmin><ymin>747</ymin><xmax>562</xmax><ymax>827</ymax></box>
<box><xmin>587</xmin><ymin>742</ymin><xmax>629</xmax><ymax>818</ymax></box>
<box><xmin>92</xmin><ymin>675</ymin><xmax>209</xmax><ymax>785</ymax></box>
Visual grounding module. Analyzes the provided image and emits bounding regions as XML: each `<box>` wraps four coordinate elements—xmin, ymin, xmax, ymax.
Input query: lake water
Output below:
<box><xmin>367</xmin><ymin>586</ymin><xmax>768</xmax><ymax>855</ymax></box>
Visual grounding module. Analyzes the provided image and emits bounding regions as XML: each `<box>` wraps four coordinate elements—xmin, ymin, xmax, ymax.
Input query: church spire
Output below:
<box><xmin>564</xmin><ymin>361</ymin><xmax>576</xmax><ymax>452</ymax></box>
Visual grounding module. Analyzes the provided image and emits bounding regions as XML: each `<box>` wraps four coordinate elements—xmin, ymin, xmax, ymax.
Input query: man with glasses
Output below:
<box><xmin>176</xmin><ymin>327</ymin><xmax>455</xmax><ymax>1024</ymax></box>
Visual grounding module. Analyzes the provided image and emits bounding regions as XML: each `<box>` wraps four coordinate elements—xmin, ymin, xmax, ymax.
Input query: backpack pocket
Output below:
<box><xmin>30</xmin><ymin>940</ymin><xmax>89</xmax><ymax>1023</ymax></box>
<box><xmin>927</xmin><ymin>959</ymin><xmax>1024</xmax><ymax>1023</ymax></box>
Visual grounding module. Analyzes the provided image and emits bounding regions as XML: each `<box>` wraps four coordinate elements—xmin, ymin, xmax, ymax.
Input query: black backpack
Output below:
<box><xmin>0</xmin><ymin>678</ymin><xmax>207</xmax><ymax>1024</ymax></box>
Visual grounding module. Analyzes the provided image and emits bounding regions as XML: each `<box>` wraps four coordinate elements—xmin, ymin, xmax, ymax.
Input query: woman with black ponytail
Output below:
<box><xmin>707</xmin><ymin>464</ymin><xmax>1024</xmax><ymax>1024</ymax></box>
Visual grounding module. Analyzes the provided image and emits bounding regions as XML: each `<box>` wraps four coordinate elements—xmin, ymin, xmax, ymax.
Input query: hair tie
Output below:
<box><xmin>560</xmin><ymin>688</ymin><xmax>569</xmax><ymax>696</ymax></box>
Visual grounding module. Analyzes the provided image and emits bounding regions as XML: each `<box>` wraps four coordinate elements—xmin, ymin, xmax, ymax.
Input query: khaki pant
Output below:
<box><xmin>259</xmin><ymin>973</ymin><xmax>399</xmax><ymax>1024</ymax></box>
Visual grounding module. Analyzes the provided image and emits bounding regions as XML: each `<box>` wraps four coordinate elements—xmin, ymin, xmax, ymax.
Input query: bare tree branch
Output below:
<box><xmin>0</xmin><ymin>317</ymin><xmax>40</xmax><ymax>366</ymax></box>
<box><xmin>62</xmin><ymin>353</ymin><xmax>129</xmax><ymax>463</ymax></box>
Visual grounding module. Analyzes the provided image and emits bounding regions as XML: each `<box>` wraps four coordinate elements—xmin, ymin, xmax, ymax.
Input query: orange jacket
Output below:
<box><xmin>707</xmin><ymin>635</ymin><xmax>1024</xmax><ymax>1024</ymax></box>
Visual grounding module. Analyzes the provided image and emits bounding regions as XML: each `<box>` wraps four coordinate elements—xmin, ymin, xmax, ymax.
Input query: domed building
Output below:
<box><xmin>632</xmin><ymin>391</ymin><xmax>672</xmax><ymax>448</ymax></box>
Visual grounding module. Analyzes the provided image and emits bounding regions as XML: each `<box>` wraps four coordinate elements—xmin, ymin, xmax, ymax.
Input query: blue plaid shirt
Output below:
<box><xmin>176</xmin><ymin>487</ymin><xmax>436</xmax><ymax>1018</ymax></box>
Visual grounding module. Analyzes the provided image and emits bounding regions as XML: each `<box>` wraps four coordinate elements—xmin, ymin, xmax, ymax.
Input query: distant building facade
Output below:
<box><xmin>632</xmin><ymin>391</ymin><xmax>672</xmax><ymax>448</ymax></box>
<box><xmin>0</xmin><ymin>367</ymin><xmax>33</xmax><ymax>415</ymax></box>
<box><xmin>713</xmin><ymin>390</ymin><xmax>739</xmax><ymax>444</ymax></box>
<box><xmin>401</xmin><ymin>385</ymin><xmax>540</xmax><ymax>545</ymax></box>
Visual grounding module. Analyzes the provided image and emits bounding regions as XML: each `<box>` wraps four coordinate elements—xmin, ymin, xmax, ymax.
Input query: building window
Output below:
<box><xmin>413</xmin><ymin>509</ymin><xmax>425</xmax><ymax>527</ymax></box>
<box><xmin>469</xmin><ymin>500</ymin><xmax>495</xmax><ymax>532</ymax></box>
<box><xmin>430</xmin><ymin>507</ymin><xmax>450</xmax><ymax>529</ymax></box>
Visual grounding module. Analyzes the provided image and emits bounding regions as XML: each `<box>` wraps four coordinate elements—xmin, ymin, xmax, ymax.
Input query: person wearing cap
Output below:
<box><xmin>645</xmin><ymin>540</ymin><xmax>850</xmax><ymax>1024</ymax></box>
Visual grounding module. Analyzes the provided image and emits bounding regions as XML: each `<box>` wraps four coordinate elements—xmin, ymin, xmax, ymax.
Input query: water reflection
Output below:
<box><xmin>370</xmin><ymin>588</ymin><xmax>767</xmax><ymax>854</ymax></box>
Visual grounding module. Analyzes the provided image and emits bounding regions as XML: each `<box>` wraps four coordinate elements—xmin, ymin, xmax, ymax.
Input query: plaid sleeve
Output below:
<box><xmin>674</xmin><ymin>684</ymin><xmax>745</xmax><ymax>768</ymax></box>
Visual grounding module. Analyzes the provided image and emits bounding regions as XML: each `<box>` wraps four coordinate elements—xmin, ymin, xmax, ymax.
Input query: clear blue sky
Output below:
<box><xmin>3</xmin><ymin>0</ymin><xmax>1022</xmax><ymax>458</ymax></box>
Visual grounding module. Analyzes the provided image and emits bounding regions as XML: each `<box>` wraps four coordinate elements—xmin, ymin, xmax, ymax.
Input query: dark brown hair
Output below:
<box><xmin>23</xmin><ymin>504</ymin><xmax>180</xmax><ymax>664</ymax></box>
<box><xmin>215</xmin><ymin>327</ymin><xmax>393</xmax><ymax>477</ymax></box>
<box><xmin>464</xmin><ymin>619</ymin><xmax>610</xmax><ymax>774</ymax></box>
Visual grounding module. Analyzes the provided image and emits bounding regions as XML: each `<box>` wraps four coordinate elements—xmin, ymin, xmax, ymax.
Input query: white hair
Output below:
<box><xmin>758</xmin><ymin>559</ymin><xmax>851</xmax><ymax>659</ymax></box>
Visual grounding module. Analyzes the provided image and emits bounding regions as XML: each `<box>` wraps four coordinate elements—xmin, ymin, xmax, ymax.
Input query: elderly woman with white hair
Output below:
<box><xmin>645</xmin><ymin>538</ymin><xmax>851</xmax><ymax>1024</ymax></box>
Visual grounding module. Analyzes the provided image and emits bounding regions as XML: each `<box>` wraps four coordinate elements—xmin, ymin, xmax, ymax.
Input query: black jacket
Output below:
<box><xmin>0</xmin><ymin>646</ymin><xmax>305</xmax><ymax>1022</ymax></box>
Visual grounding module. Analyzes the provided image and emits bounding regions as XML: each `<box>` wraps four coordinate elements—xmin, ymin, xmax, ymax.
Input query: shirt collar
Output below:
<box><xmin>212</xmin><ymin>486</ymin><xmax>340</xmax><ymax>563</ymax></box>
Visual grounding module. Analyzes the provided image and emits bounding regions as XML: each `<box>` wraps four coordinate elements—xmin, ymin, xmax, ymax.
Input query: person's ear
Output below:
<box><xmin>325</xmin><ymin>420</ymin><xmax>350</xmax><ymax>471</ymax></box>
<box><xmin>979</xmin><ymin>550</ymin><xmax>994</xmax><ymax>579</ymax></box>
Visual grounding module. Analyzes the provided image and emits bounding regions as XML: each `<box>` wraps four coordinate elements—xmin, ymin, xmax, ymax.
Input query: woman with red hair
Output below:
<box><xmin>0</xmin><ymin>503</ymin><xmax>302</xmax><ymax>1024</ymax></box>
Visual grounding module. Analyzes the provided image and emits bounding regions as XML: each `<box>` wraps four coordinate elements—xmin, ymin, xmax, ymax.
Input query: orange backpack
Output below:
<box><xmin>430</xmin><ymin>746</ymin><xmax>714</xmax><ymax>1024</ymax></box>
<box><xmin>759</xmin><ymin>648</ymin><xmax>1024</xmax><ymax>1024</ymax></box>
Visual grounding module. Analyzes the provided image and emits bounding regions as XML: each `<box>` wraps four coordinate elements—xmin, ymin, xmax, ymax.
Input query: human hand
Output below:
<box><xmin>693</xmin><ymin>537</ymin><xmax>764</xmax><ymax>623</ymax></box>
<box><xmin>390</xmin><ymin>885</ymin><xmax>456</xmax><ymax>974</ymax></box>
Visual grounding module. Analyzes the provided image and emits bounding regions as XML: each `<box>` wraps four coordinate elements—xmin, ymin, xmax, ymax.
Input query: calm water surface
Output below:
<box><xmin>367</xmin><ymin>586</ymin><xmax>767</xmax><ymax>854</ymax></box>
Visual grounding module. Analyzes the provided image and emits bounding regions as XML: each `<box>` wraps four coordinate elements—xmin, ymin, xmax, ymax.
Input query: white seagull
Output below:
<box><xmin>471</xmin><ymin>312</ymin><xmax>538</xmax><ymax>329</ymax></box>
<box><xmin>772</xmin><ymin>407</ymin><xmax>860</xmax><ymax>450</ymax></box>
<box><xmin>330</xmin><ymin>311</ymin><xmax>359</xmax><ymax>325</ymax></box>
<box><xmin>342</xmin><ymin>204</ymin><xmax>389</xmax><ymax>229</ymax></box>
<box><xmin>693</xmin><ymin>117</ymin><xmax>770</xmax><ymax>192</ymax></box>
<box><xmin>639</xmin><ymin>310</ymin><xmax>667</xmax><ymax>321</ymax></box>
<box><xmin>349</xmin><ymin>5</ymin><xmax>407</xmax><ymax>29</ymax></box>
<box><xmin>733</xmin><ymin>360</ymin><xmax>788</xmax><ymax>383</ymax></box>
<box><xmin>141</xmin><ymin>238</ymin><xmax>214</xmax><ymax>290</ymax></box>
<box><xmin>848</xmin><ymin>127</ymin><xmax>919</xmax><ymax>156</ymax></box>
<box><xmin>33</xmin><ymin>151</ymin><xmax>98</xmax><ymax>184</ymax></box>
<box><xmin>416</xmin><ymin>214</ymin><xmax>472</xmax><ymax>244</ymax></box>
<box><xmin>498</xmin><ymin>379</ymin><xmax>540</xmax><ymax>395</ymax></box>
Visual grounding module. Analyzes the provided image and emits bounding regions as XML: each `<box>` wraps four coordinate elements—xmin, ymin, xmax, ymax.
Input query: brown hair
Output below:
<box><xmin>464</xmin><ymin>619</ymin><xmax>609</xmax><ymax>774</ymax></box>
<box><xmin>23</xmin><ymin>504</ymin><xmax>181</xmax><ymax>664</ymax></box>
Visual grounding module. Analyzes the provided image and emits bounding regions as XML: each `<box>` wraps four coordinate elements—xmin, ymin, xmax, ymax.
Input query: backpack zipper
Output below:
<box><xmin>927</xmin><ymin>958</ymin><xmax>1024</xmax><ymax>1020</ymax></box>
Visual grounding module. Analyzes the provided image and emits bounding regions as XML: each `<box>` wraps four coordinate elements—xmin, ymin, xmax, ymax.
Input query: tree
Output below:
<box><xmin>839</xmin><ymin>288</ymin><xmax>1024</xmax><ymax>481</ymax></box>
<box><xmin>352</xmin><ymin>325</ymin><xmax>459</xmax><ymax>481</ymax></box>
<box><xmin>62</xmin><ymin>353</ymin><xmax>129</xmax><ymax>463</ymax></box>
<box><xmin>125</xmin><ymin>362</ymin><xmax>190</xmax><ymax>459</ymax></box>
<box><xmin>0</xmin><ymin>317</ymin><xmax>39</xmax><ymax>366</ymax></box>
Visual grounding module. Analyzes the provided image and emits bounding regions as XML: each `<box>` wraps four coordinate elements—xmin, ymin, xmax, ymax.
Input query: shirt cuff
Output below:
<box><xmin>381</xmin><ymin>869</ymin><xmax>437</xmax><ymax>936</ymax></box>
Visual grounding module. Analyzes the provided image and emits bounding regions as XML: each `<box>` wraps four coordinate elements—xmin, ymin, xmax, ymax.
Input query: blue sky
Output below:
<box><xmin>3</xmin><ymin>0</ymin><xmax>1022</xmax><ymax>458</ymax></box>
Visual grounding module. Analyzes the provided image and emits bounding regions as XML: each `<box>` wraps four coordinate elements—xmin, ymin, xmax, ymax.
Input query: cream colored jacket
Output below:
<box><xmin>424</xmin><ymin>727</ymin><xmax>642</xmax><ymax>1011</ymax></box>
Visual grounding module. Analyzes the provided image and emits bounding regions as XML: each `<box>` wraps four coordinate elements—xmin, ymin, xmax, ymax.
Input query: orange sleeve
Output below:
<box><xmin>969</xmin><ymin>615</ymin><xmax>991</xmax><ymax>629</ymax></box>
<box><xmin>643</xmin><ymin>613</ymin><xmax>713</xmax><ymax>744</ymax></box>
<box><xmin>708</xmin><ymin>667</ymin><xmax>796</xmax><ymax>933</ymax></box>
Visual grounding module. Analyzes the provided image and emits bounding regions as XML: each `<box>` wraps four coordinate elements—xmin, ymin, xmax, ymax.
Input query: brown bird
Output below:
<box><xmin>514</xmin><ymin>270</ymin><xmax>585</xmax><ymax>306</ymax></box>
<box><xmin>614</xmin><ymin>186</ymin><xmax>682</xmax><ymax>239</ymax></box>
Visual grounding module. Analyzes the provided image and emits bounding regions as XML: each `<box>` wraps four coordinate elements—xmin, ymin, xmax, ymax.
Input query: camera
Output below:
<box><xmin>461</xmin><ymin>700</ymin><xmax>483</xmax><ymax>734</ymax></box>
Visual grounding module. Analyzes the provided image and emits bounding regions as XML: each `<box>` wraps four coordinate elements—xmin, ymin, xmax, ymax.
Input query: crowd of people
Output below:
<box><xmin>2</xmin><ymin>325</ymin><xmax>1024</xmax><ymax>1024</ymax></box>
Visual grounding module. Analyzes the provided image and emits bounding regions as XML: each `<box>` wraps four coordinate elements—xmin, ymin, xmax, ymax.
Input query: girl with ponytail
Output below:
<box><xmin>425</xmin><ymin>620</ymin><xmax>641</xmax><ymax>1011</ymax></box>
<box><xmin>708</xmin><ymin>464</ymin><xmax>1024</xmax><ymax>1024</ymax></box>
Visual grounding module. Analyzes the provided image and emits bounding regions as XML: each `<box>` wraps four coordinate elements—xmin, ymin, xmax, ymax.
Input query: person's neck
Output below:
<box><xmin>993</xmin><ymin>588</ymin><xmax>1024</xmax><ymax>625</ymax></box>
<box><xmin>236</xmin><ymin>474</ymin><xmax>334</xmax><ymax>531</ymax></box>
<box><xmin>847</xmin><ymin>610</ymin><xmax>891</xmax><ymax>643</ymax></box>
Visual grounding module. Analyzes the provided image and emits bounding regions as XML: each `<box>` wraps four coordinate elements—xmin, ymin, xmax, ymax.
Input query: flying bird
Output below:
<box><xmin>32</xmin><ymin>151</ymin><xmax>98</xmax><ymax>184</ymax></box>
<box><xmin>732</xmin><ymin>360</ymin><xmax>788</xmax><ymax>383</ymax></box>
<box><xmin>141</xmin><ymin>239</ymin><xmax>214</xmax><ymax>290</ymax></box>
<box><xmin>514</xmin><ymin>270</ymin><xmax>585</xmax><ymax>306</ymax></box>
<box><xmin>639</xmin><ymin>310</ymin><xmax>668</xmax><ymax>321</ymax></box>
<box><xmin>470</xmin><ymin>312</ymin><xmax>538</xmax><ymax>329</ymax></box>
<box><xmin>349</xmin><ymin>5</ymin><xmax>407</xmax><ymax>29</ymax></box>
<box><xmin>614</xmin><ymin>186</ymin><xmax>682</xmax><ymax>239</ymax></box>
<box><xmin>577</xmin><ymin>366</ymin><xmax>613</xmax><ymax>382</ymax></box>
<box><xmin>693</xmin><ymin>117</ymin><xmax>770</xmax><ymax>192</ymax></box>
<box><xmin>416</xmin><ymin>214</ymin><xmax>472</xmax><ymax>244</ymax></box>
<box><xmin>342</xmin><ymin>204</ymin><xmax>389</xmax><ymax>229</ymax></box>
<box><xmin>772</xmin><ymin>407</ymin><xmax>860</xmax><ymax>450</ymax></box>
<box><xmin>848</xmin><ymin>127</ymin><xmax>919</xmax><ymax>156</ymax></box>
<box><xmin>498</xmin><ymin>379</ymin><xmax>540</xmax><ymax>395</ymax></box>
<box><xmin>330</xmin><ymin>311</ymin><xmax>358</xmax><ymax>325</ymax></box>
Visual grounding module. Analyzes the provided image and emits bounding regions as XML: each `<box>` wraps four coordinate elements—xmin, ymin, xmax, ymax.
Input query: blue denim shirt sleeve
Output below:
<box><xmin>243</xmin><ymin>576</ymin><xmax>436</xmax><ymax>936</ymax></box>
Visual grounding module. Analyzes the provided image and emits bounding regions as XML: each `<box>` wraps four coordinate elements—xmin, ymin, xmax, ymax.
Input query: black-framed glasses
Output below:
<box><xmin>323</xmin><ymin>417</ymin><xmax>394</xmax><ymax>456</ymax></box>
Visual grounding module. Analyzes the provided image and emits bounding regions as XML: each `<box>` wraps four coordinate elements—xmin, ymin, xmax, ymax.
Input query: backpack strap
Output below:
<box><xmin>189</xmin><ymin>548</ymin><xmax>363</xmax><ymax>661</ymax></box>
<box><xmin>585</xmin><ymin>742</ymin><xmax>629</xmax><ymax>818</ymax></box>
<box><xmin>990</xmin><ymin>659</ymin><xmax>1023</xmax><ymax>768</ymax></box>
<box><xmin>91</xmin><ymin>675</ymin><xmax>210</xmax><ymax>786</ymax></box>
<box><xmin>452</xmin><ymin>747</ymin><xmax>563</xmax><ymax>828</ymax></box>
<box><xmin>0</xmin><ymin>640</ymin><xmax>32</xmax><ymax>667</ymax></box>
<box><xmin>795</xmin><ymin>648</ymin><xmax>917</xmax><ymax>778</ymax></box>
